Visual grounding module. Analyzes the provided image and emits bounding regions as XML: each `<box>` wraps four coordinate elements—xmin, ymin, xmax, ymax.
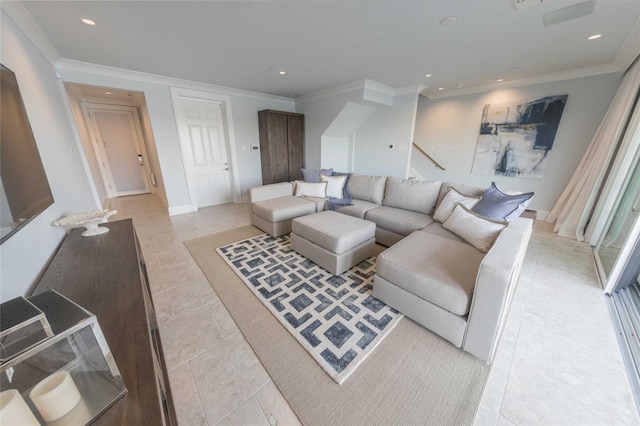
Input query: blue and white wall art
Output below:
<box><xmin>471</xmin><ymin>95</ymin><xmax>568</xmax><ymax>179</ymax></box>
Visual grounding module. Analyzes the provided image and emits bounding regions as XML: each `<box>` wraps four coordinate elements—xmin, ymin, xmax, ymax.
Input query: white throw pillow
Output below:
<box><xmin>442</xmin><ymin>204</ymin><xmax>508</xmax><ymax>253</ymax></box>
<box><xmin>433</xmin><ymin>188</ymin><xmax>481</xmax><ymax>223</ymax></box>
<box><xmin>320</xmin><ymin>174</ymin><xmax>347</xmax><ymax>199</ymax></box>
<box><xmin>294</xmin><ymin>181</ymin><xmax>327</xmax><ymax>198</ymax></box>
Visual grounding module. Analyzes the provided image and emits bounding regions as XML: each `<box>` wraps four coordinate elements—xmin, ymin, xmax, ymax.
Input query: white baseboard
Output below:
<box><xmin>168</xmin><ymin>204</ymin><xmax>197</xmax><ymax>216</ymax></box>
<box><xmin>537</xmin><ymin>210</ymin><xmax>550</xmax><ymax>221</ymax></box>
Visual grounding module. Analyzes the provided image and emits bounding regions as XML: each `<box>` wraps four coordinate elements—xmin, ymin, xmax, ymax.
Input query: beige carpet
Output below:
<box><xmin>185</xmin><ymin>226</ymin><xmax>490</xmax><ymax>426</ymax></box>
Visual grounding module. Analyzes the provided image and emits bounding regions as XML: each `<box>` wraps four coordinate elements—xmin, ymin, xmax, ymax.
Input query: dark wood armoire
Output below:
<box><xmin>258</xmin><ymin>110</ymin><xmax>305</xmax><ymax>184</ymax></box>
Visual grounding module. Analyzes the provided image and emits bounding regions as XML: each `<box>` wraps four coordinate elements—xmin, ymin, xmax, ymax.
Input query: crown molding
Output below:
<box><xmin>424</xmin><ymin>62</ymin><xmax>622</xmax><ymax>100</ymax></box>
<box><xmin>294</xmin><ymin>80</ymin><xmax>367</xmax><ymax>104</ymax></box>
<box><xmin>56</xmin><ymin>59</ymin><xmax>295</xmax><ymax>105</ymax></box>
<box><xmin>1</xmin><ymin>2</ymin><xmax>61</xmax><ymax>67</ymax></box>
<box><xmin>614</xmin><ymin>14</ymin><xmax>640</xmax><ymax>74</ymax></box>
<box><xmin>295</xmin><ymin>79</ymin><xmax>425</xmax><ymax>106</ymax></box>
<box><xmin>395</xmin><ymin>84</ymin><xmax>427</xmax><ymax>96</ymax></box>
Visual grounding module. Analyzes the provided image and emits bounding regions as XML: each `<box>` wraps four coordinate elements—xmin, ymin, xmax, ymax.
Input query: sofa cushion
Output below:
<box><xmin>472</xmin><ymin>182</ymin><xmax>534</xmax><ymax>221</ymax></box>
<box><xmin>433</xmin><ymin>187</ymin><xmax>481</xmax><ymax>222</ymax></box>
<box><xmin>365</xmin><ymin>206</ymin><xmax>433</xmax><ymax>236</ymax></box>
<box><xmin>301</xmin><ymin>196</ymin><xmax>326</xmax><ymax>212</ymax></box>
<box><xmin>443</xmin><ymin>204</ymin><xmax>508</xmax><ymax>253</ymax></box>
<box><xmin>337</xmin><ymin>199</ymin><xmax>380</xmax><ymax>219</ymax></box>
<box><xmin>331</xmin><ymin>171</ymin><xmax>353</xmax><ymax>199</ymax></box>
<box><xmin>436</xmin><ymin>182</ymin><xmax>486</xmax><ymax>208</ymax></box>
<box><xmin>348</xmin><ymin>174</ymin><xmax>387</xmax><ymax>204</ymax></box>
<box><xmin>376</xmin><ymin>231</ymin><xmax>483</xmax><ymax>316</ymax></box>
<box><xmin>252</xmin><ymin>196</ymin><xmax>316</xmax><ymax>222</ymax></box>
<box><xmin>249</xmin><ymin>182</ymin><xmax>293</xmax><ymax>204</ymax></box>
<box><xmin>301</xmin><ymin>168</ymin><xmax>333</xmax><ymax>182</ymax></box>
<box><xmin>419</xmin><ymin>222</ymin><xmax>465</xmax><ymax>243</ymax></box>
<box><xmin>294</xmin><ymin>181</ymin><xmax>327</xmax><ymax>198</ymax></box>
<box><xmin>382</xmin><ymin>177</ymin><xmax>441</xmax><ymax>215</ymax></box>
<box><xmin>292</xmin><ymin>211</ymin><xmax>375</xmax><ymax>254</ymax></box>
<box><xmin>320</xmin><ymin>174</ymin><xmax>348</xmax><ymax>199</ymax></box>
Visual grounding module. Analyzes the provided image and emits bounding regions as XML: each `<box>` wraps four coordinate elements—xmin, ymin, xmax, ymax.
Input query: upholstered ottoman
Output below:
<box><xmin>290</xmin><ymin>211</ymin><xmax>376</xmax><ymax>275</ymax></box>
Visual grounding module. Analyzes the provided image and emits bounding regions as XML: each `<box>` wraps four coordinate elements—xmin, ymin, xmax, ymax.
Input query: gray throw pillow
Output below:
<box><xmin>301</xmin><ymin>168</ymin><xmax>333</xmax><ymax>183</ymax></box>
<box><xmin>472</xmin><ymin>182</ymin><xmax>534</xmax><ymax>221</ymax></box>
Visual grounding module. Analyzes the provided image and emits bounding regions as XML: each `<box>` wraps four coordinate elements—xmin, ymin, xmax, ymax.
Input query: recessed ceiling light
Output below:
<box><xmin>425</xmin><ymin>74</ymin><xmax>432</xmax><ymax>78</ymax></box>
<box><xmin>104</xmin><ymin>91</ymin><xmax>112</xmax><ymax>95</ymax></box>
<box><xmin>279</xmin><ymin>71</ymin><xmax>286</xmax><ymax>75</ymax></box>
<box><xmin>510</xmin><ymin>67</ymin><xmax>518</xmax><ymax>71</ymax></box>
<box><xmin>81</xmin><ymin>18</ymin><xmax>96</xmax><ymax>26</ymax></box>
<box><xmin>588</xmin><ymin>34</ymin><xmax>602</xmax><ymax>40</ymax></box>
<box><xmin>497</xmin><ymin>79</ymin><xmax>505</xmax><ymax>82</ymax></box>
<box><xmin>456</xmin><ymin>84</ymin><xmax>464</xmax><ymax>89</ymax></box>
<box><xmin>440</xmin><ymin>16</ymin><xmax>457</xmax><ymax>26</ymax></box>
<box><xmin>438</xmin><ymin>87</ymin><xmax>444</xmax><ymax>91</ymax></box>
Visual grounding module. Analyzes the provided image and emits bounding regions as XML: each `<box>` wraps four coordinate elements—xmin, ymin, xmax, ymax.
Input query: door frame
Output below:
<box><xmin>170</xmin><ymin>87</ymin><xmax>241</xmax><ymax>208</ymax></box>
<box><xmin>81</xmin><ymin>102</ymin><xmax>153</xmax><ymax>198</ymax></box>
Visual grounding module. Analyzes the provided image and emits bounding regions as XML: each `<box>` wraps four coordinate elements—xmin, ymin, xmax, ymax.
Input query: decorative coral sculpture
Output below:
<box><xmin>51</xmin><ymin>209</ymin><xmax>117</xmax><ymax>237</ymax></box>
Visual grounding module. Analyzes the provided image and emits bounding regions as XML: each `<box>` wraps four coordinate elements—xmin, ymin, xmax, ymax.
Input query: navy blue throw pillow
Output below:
<box><xmin>301</xmin><ymin>168</ymin><xmax>333</xmax><ymax>183</ymax></box>
<box><xmin>472</xmin><ymin>182</ymin><xmax>534</xmax><ymax>221</ymax></box>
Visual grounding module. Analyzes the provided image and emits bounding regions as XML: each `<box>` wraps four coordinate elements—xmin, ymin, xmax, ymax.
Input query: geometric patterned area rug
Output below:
<box><xmin>216</xmin><ymin>233</ymin><xmax>403</xmax><ymax>384</ymax></box>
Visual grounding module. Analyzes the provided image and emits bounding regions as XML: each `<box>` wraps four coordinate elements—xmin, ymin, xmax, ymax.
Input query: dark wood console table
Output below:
<box><xmin>32</xmin><ymin>219</ymin><xmax>177</xmax><ymax>425</ymax></box>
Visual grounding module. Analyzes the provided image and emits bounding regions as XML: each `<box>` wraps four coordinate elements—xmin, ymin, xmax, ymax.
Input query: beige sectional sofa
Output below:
<box><xmin>248</xmin><ymin>174</ymin><xmax>533</xmax><ymax>363</ymax></box>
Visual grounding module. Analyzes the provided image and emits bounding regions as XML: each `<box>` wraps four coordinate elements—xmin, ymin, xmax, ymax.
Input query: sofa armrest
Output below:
<box><xmin>462</xmin><ymin>218</ymin><xmax>533</xmax><ymax>362</ymax></box>
<box><xmin>249</xmin><ymin>182</ymin><xmax>294</xmax><ymax>204</ymax></box>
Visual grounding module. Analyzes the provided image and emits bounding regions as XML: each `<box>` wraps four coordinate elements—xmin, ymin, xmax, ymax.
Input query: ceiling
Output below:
<box><xmin>22</xmin><ymin>0</ymin><xmax>640</xmax><ymax>98</ymax></box>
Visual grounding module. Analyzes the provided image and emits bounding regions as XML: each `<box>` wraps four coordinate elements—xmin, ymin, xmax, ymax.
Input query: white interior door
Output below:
<box><xmin>83</xmin><ymin>105</ymin><xmax>151</xmax><ymax>197</ymax></box>
<box><xmin>174</xmin><ymin>98</ymin><xmax>232</xmax><ymax>208</ymax></box>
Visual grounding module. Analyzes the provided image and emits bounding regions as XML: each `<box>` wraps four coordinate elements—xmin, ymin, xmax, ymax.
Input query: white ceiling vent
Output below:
<box><xmin>511</xmin><ymin>0</ymin><xmax>544</xmax><ymax>9</ymax></box>
<box><xmin>543</xmin><ymin>1</ymin><xmax>595</xmax><ymax>26</ymax></box>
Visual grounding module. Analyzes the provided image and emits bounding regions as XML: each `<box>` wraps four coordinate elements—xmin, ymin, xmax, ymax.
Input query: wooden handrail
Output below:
<box><xmin>412</xmin><ymin>142</ymin><xmax>445</xmax><ymax>170</ymax></box>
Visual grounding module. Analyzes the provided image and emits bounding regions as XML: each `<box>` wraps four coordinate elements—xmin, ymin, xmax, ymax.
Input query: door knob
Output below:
<box><xmin>223</xmin><ymin>168</ymin><xmax>229</xmax><ymax>171</ymax></box>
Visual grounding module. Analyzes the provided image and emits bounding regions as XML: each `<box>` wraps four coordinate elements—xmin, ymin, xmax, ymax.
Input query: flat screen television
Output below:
<box><xmin>1</xmin><ymin>64</ymin><xmax>54</xmax><ymax>244</ymax></box>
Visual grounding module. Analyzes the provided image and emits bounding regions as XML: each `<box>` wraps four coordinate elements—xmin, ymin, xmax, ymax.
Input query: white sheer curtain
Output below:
<box><xmin>547</xmin><ymin>58</ymin><xmax>640</xmax><ymax>241</ymax></box>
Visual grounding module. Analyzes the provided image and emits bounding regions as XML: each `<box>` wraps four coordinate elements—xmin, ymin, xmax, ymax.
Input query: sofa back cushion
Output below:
<box><xmin>442</xmin><ymin>204</ymin><xmax>508</xmax><ymax>253</ymax></box>
<box><xmin>436</xmin><ymin>182</ymin><xmax>486</xmax><ymax>208</ymax></box>
<box><xmin>348</xmin><ymin>174</ymin><xmax>387</xmax><ymax>204</ymax></box>
<box><xmin>382</xmin><ymin>177</ymin><xmax>441</xmax><ymax>215</ymax></box>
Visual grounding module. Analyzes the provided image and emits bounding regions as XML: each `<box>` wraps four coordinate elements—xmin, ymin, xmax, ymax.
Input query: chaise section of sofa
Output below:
<box><xmin>373</xmin><ymin>216</ymin><xmax>533</xmax><ymax>363</ymax></box>
<box><xmin>249</xmin><ymin>182</ymin><xmax>317</xmax><ymax>237</ymax></box>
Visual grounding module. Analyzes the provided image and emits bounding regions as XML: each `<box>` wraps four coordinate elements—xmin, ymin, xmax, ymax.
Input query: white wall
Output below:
<box><xmin>354</xmin><ymin>92</ymin><xmax>419</xmax><ymax>177</ymax></box>
<box><xmin>137</xmin><ymin>98</ymin><xmax>167</xmax><ymax>203</ymax></box>
<box><xmin>297</xmin><ymin>89</ymin><xmax>367</xmax><ymax>169</ymax></box>
<box><xmin>412</xmin><ymin>73</ymin><xmax>622</xmax><ymax>214</ymax></box>
<box><xmin>0</xmin><ymin>11</ymin><xmax>98</xmax><ymax>302</ymax></box>
<box><xmin>64</xmin><ymin>88</ymin><xmax>109</xmax><ymax>207</ymax></box>
<box><xmin>297</xmin><ymin>87</ymin><xmax>419</xmax><ymax>178</ymax></box>
<box><xmin>57</xmin><ymin>63</ymin><xmax>295</xmax><ymax>207</ymax></box>
<box><xmin>226</xmin><ymin>96</ymin><xmax>295</xmax><ymax>194</ymax></box>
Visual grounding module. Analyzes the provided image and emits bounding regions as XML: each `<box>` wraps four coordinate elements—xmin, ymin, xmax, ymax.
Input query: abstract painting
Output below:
<box><xmin>471</xmin><ymin>95</ymin><xmax>568</xmax><ymax>179</ymax></box>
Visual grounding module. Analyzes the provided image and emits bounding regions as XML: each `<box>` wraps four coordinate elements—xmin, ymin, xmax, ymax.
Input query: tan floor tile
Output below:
<box><xmin>169</xmin><ymin>276</ymin><xmax>219</xmax><ymax>318</ymax></box>
<box><xmin>160</xmin><ymin>306</ymin><xmax>224</xmax><ymax>371</ymax></box>
<box><xmin>168</xmin><ymin>363</ymin><xmax>207</xmax><ymax>426</ymax></box>
<box><xmin>254</xmin><ymin>381</ymin><xmax>301</xmax><ymax>426</ymax></box>
<box><xmin>190</xmin><ymin>333</ymin><xmax>271</xmax><ymax>425</ymax></box>
<box><xmin>217</xmin><ymin>396</ymin><xmax>270</xmax><ymax>426</ymax></box>
<box><xmin>208</xmin><ymin>299</ymin><xmax>240</xmax><ymax>338</ymax></box>
<box><xmin>148</xmin><ymin>261</ymin><xmax>194</xmax><ymax>294</ymax></box>
<box><xmin>152</xmin><ymin>290</ymin><xmax>175</xmax><ymax>324</ymax></box>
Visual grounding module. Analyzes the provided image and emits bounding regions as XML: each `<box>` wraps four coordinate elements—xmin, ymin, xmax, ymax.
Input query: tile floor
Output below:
<box><xmin>108</xmin><ymin>194</ymin><xmax>638</xmax><ymax>425</ymax></box>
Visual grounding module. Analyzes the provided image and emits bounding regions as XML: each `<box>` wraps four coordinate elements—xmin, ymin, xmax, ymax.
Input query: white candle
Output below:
<box><xmin>0</xmin><ymin>389</ymin><xmax>39</xmax><ymax>426</ymax></box>
<box><xmin>29</xmin><ymin>370</ymin><xmax>81</xmax><ymax>422</ymax></box>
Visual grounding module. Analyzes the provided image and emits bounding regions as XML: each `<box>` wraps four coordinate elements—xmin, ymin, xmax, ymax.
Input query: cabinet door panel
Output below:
<box><xmin>269</xmin><ymin>113</ymin><xmax>290</xmax><ymax>183</ymax></box>
<box><xmin>287</xmin><ymin>115</ymin><xmax>304</xmax><ymax>181</ymax></box>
